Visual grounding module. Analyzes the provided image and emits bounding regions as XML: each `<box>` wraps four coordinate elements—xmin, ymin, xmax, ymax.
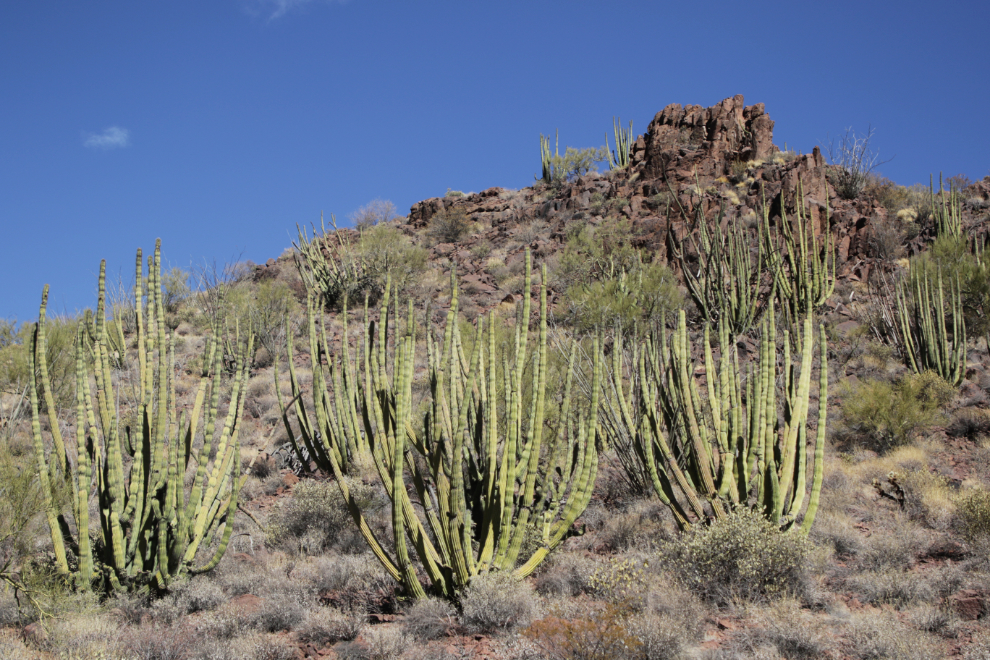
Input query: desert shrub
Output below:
<box><xmin>810</xmin><ymin>511</ymin><xmax>864</xmax><ymax>557</ymax></box>
<box><xmin>362</xmin><ymin>626</ymin><xmax>411</xmax><ymax>660</ymax></box>
<box><xmin>553</xmin><ymin>217</ymin><xmax>640</xmax><ymax>290</ymax></box>
<box><xmin>300</xmin><ymin>554</ymin><xmax>396</xmax><ymax>614</ymax></box>
<box><xmin>837</xmin><ymin>371</ymin><xmax>955</xmax><ymax>452</ymax></box>
<box><xmin>172</xmin><ymin>577</ymin><xmax>226</xmax><ymax>614</ymax></box>
<box><xmin>824</xmin><ymin>126</ymin><xmax>886</xmax><ymax>200</ymax></box>
<box><xmin>197</xmin><ymin>608</ymin><xmax>244</xmax><ymax>640</ymax></box>
<box><xmin>248</xmin><ymin>279</ymin><xmax>297</xmax><ymax>362</ymax></box>
<box><xmin>351</xmin><ymin>199</ymin><xmax>398</xmax><ymax>231</ymax></box>
<box><xmin>857</xmin><ymin>521</ymin><xmax>926</xmax><ymax>571</ymax></box>
<box><xmin>533</xmin><ymin>552</ymin><xmax>601</xmax><ymax>597</ymax></box>
<box><xmin>0</xmin><ymin>313</ymin><xmax>80</xmax><ymax>410</ymax></box>
<box><xmin>587</xmin><ymin>557</ymin><xmax>649</xmax><ymax>609</ymax></box>
<box><xmin>250</xmin><ymin>595</ymin><xmax>305</xmax><ymax>632</ymax></box>
<box><xmin>662</xmin><ymin>507</ymin><xmax>810</xmax><ymax>606</ymax></box>
<box><xmin>0</xmin><ymin>439</ymin><xmax>44</xmax><ymax>603</ymax></box>
<box><xmin>865</xmin><ymin>215</ymin><xmax>906</xmax><ymax>261</ymax></box>
<box><xmin>907</xmin><ymin>603</ymin><xmax>960</xmax><ymax>638</ymax></box>
<box><xmin>540</xmin><ymin>145</ymin><xmax>608</xmax><ymax>185</ymax></box>
<box><xmin>266</xmin><ymin>478</ymin><xmax>380</xmax><ymax>555</ymax></box>
<box><xmin>865</xmin><ymin>175</ymin><xmax>914</xmax><ymax>215</ymax></box>
<box><xmin>460</xmin><ymin>571</ymin><xmax>538</xmax><ymax>634</ymax></box>
<box><xmin>120</xmin><ymin>624</ymin><xmax>190</xmax><ymax>660</ymax></box>
<box><xmin>297</xmin><ymin>606</ymin><xmax>362</xmax><ymax>645</ymax></box>
<box><xmin>356</xmin><ymin>223</ymin><xmax>429</xmax><ymax>292</ymax></box>
<box><xmin>563</xmin><ymin>259</ymin><xmax>682</xmax><ymax>334</ymax></box>
<box><xmin>428</xmin><ymin>207</ymin><xmax>471</xmax><ymax>244</ymax></box>
<box><xmin>251</xmin><ymin>636</ymin><xmax>296</xmax><ymax>660</ymax></box>
<box><xmin>161</xmin><ymin>266</ymin><xmax>192</xmax><ymax>314</ymax></box>
<box><xmin>846</xmin><ymin>609</ymin><xmax>942</xmax><ymax>659</ymax></box>
<box><xmin>403</xmin><ymin>596</ymin><xmax>457</xmax><ymax>641</ymax></box>
<box><xmin>948</xmin><ymin>409</ymin><xmax>990</xmax><ymax>440</ymax></box>
<box><xmin>523</xmin><ymin>602</ymin><xmax>643</xmax><ymax>660</ymax></box>
<box><xmin>955</xmin><ymin>488</ymin><xmax>990</xmax><ymax>542</ymax></box>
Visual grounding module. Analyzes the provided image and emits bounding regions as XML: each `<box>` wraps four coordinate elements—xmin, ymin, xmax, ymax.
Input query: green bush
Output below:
<box><xmin>0</xmin><ymin>314</ymin><xmax>80</xmax><ymax>411</ymax></box>
<box><xmin>838</xmin><ymin>371</ymin><xmax>955</xmax><ymax>452</ymax></box>
<box><xmin>955</xmin><ymin>489</ymin><xmax>990</xmax><ymax>542</ymax></box>
<box><xmin>356</xmin><ymin>223</ymin><xmax>429</xmax><ymax>292</ymax></box>
<box><xmin>427</xmin><ymin>207</ymin><xmax>471</xmax><ymax>244</ymax></box>
<box><xmin>563</xmin><ymin>260</ymin><xmax>681</xmax><ymax>334</ymax></box>
<box><xmin>662</xmin><ymin>507</ymin><xmax>810</xmax><ymax>605</ymax></box>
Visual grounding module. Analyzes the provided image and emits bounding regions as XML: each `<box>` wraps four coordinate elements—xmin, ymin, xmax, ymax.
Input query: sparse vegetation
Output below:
<box><xmin>7</xmin><ymin>102</ymin><xmax>990</xmax><ymax>659</ymax></box>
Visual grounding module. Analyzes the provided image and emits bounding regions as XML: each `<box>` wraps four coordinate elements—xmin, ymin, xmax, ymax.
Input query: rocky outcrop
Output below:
<box><xmin>638</xmin><ymin>94</ymin><xmax>776</xmax><ymax>183</ymax></box>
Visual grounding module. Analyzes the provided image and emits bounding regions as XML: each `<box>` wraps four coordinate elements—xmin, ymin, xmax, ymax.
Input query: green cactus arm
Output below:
<box><xmin>190</xmin><ymin>444</ymin><xmax>241</xmax><ymax>575</ymax></box>
<box><xmin>799</xmin><ymin>323</ymin><xmax>829</xmax><ymax>536</ymax></box>
<box><xmin>36</xmin><ymin>285</ymin><xmax>69</xmax><ymax>476</ymax></box>
<box><xmin>774</xmin><ymin>316</ymin><xmax>814</xmax><ymax>521</ymax></box>
<box><xmin>28</xmin><ymin>328</ymin><xmax>71</xmax><ymax>576</ymax></box>
<box><xmin>73</xmin><ymin>325</ymin><xmax>94</xmax><ymax>589</ymax></box>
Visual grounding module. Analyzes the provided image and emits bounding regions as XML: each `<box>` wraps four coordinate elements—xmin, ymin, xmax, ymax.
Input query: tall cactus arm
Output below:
<box><xmin>29</xmin><ymin>329</ymin><xmax>70</xmax><ymax>575</ymax></box>
<box><xmin>36</xmin><ymin>286</ymin><xmax>69</xmax><ymax>475</ymax></box>
<box><xmin>799</xmin><ymin>323</ymin><xmax>829</xmax><ymax>535</ymax></box>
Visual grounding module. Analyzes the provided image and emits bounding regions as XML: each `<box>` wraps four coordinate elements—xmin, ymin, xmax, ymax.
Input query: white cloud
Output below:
<box><xmin>83</xmin><ymin>126</ymin><xmax>130</xmax><ymax>150</ymax></box>
<box><xmin>254</xmin><ymin>0</ymin><xmax>346</xmax><ymax>20</ymax></box>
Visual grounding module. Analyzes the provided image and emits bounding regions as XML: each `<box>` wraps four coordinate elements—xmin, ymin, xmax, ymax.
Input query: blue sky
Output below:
<box><xmin>2</xmin><ymin>0</ymin><xmax>987</xmax><ymax>322</ymax></box>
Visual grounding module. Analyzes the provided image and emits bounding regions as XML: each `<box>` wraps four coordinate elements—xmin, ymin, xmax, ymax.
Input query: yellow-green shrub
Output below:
<box><xmin>662</xmin><ymin>507</ymin><xmax>810</xmax><ymax>605</ymax></box>
<box><xmin>838</xmin><ymin>371</ymin><xmax>955</xmax><ymax>452</ymax></box>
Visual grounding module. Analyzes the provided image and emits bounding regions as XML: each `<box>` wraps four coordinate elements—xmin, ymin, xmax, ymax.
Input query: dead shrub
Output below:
<box><xmin>460</xmin><ymin>571</ymin><xmax>538</xmax><ymax>634</ymax></box>
<box><xmin>402</xmin><ymin>596</ymin><xmax>457</xmax><ymax>641</ymax></box>
<box><xmin>297</xmin><ymin>606</ymin><xmax>363</xmax><ymax>645</ymax></box>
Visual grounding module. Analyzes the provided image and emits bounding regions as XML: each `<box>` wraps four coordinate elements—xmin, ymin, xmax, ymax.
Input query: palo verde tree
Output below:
<box><xmin>29</xmin><ymin>240</ymin><xmax>252</xmax><ymax>593</ymax></box>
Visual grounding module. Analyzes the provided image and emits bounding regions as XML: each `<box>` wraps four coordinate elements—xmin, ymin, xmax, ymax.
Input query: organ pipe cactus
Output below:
<box><xmin>29</xmin><ymin>240</ymin><xmax>252</xmax><ymax>593</ymax></box>
<box><xmin>931</xmin><ymin>173</ymin><xmax>963</xmax><ymax>239</ymax></box>
<box><xmin>280</xmin><ymin>249</ymin><xmax>601</xmax><ymax>599</ymax></box>
<box><xmin>538</xmin><ymin>131</ymin><xmax>562</xmax><ymax>184</ymax></box>
<box><xmin>602</xmin><ymin>306</ymin><xmax>827</xmax><ymax>534</ymax></box>
<box><xmin>761</xmin><ymin>179</ymin><xmax>835</xmax><ymax>330</ymax></box>
<box><xmin>606</xmin><ymin>117</ymin><xmax>633</xmax><ymax>170</ymax></box>
<box><xmin>895</xmin><ymin>265</ymin><xmax>966</xmax><ymax>386</ymax></box>
<box><xmin>671</xmin><ymin>199</ymin><xmax>772</xmax><ymax>337</ymax></box>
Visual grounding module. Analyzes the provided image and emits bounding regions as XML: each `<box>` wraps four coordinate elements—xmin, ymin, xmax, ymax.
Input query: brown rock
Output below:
<box><xmin>21</xmin><ymin>622</ymin><xmax>48</xmax><ymax>648</ymax></box>
<box><xmin>951</xmin><ymin>589</ymin><xmax>986</xmax><ymax>620</ymax></box>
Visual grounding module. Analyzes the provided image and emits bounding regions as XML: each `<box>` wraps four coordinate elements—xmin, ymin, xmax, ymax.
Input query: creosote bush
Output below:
<box><xmin>837</xmin><ymin>371</ymin><xmax>955</xmax><ymax>452</ymax></box>
<box><xmin>662</xmin><ymin>507</ymin><xmax>811</xmax><ymax>606</ymax></box>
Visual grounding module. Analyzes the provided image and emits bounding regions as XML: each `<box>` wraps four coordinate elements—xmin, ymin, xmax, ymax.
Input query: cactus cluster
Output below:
<box><xmin>602</xmin><ymin>307</ymin><xmax>827</xmax><ymax>534</ymax></box>
<box><xmin>282</xmin><ymin>250</ymin><xmax>600</xmax><ymax>599</ymax></box>
<box><xmin>672</xmin><ymin>201</ymin><xmax>771</xmax><ymax>337</ymax></box>
<box><xmin>931</xmin><ymin>173</ymin><xmax>963</xmax><ymax>239</ymax></box>
<box><xmin>606</xmin><ymin>117</ymin><xmax>633</xmax><ymax>171</ymax></box>
<box><xmin>761</xmin><ymin>179</ymin><xmax>835</xmax><ymax>329</ymax></box>
<box><xmin>29</xmin><ymin>240</ymin><xmax>252</xmax><ymax>593</ymax></box>
<box><xmin>895</xmin><ymin>264</ymin><xmax>966</xmax><ymax>386</ymax></box>
<box><xmin>537</xmin><ymin>131</ymin><xmax>562</xmax><ymax>185</ymax></box>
